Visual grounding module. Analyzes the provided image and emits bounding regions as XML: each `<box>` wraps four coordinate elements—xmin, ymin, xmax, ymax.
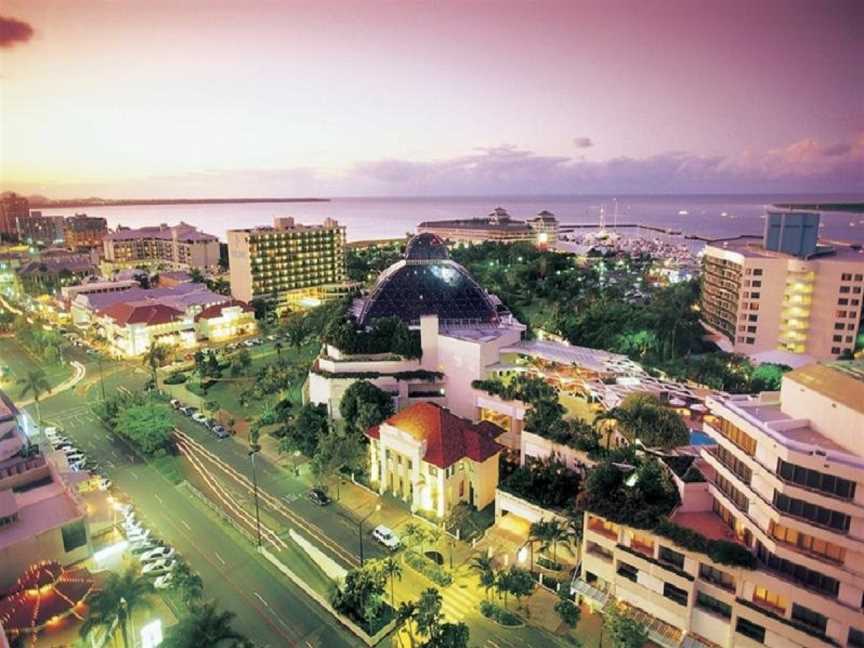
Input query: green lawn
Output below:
<box><xmin>0</xmin><ymin>337</ymin><xmax>74</xmax><ymax>400</ymax></box>
<box><xmin>184</xmin><ymin>340</ymin><xmax>319</xmax><ymax>420</ymax></box>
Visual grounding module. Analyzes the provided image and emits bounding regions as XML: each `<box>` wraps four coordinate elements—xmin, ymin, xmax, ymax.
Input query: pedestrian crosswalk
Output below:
<box><xmin>439</xmin><ymin>580</ymin><xmax>485</xmax><ymax>622</ymax></box>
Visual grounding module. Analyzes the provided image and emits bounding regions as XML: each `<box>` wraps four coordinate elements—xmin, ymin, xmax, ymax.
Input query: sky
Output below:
<box><xmin>1</xmin><ymin>0</ymin><xmax>862</xmax><ymax>198</ymax></box>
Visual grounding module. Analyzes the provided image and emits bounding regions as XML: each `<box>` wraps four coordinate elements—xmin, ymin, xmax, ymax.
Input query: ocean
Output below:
<box><xmin>43</xmin><ymin>194</ymin><xmax>864</xmax><ymax>245</ymax></box>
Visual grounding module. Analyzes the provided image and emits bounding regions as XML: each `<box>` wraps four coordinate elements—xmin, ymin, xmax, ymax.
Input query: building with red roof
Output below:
<box><xmin>366</xmin><ymin>402</ymin><xmax>503</xmax><ymax>518</ymax></box>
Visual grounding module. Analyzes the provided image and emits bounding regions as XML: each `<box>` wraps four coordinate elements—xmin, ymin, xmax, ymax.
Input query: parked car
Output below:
<box><xmin>170</xmin><ymin>399</ymin><xmax>181</xmax><ymax>409</ymax></box>
<box><xmin>96</xmin><ymin>478</ymin><xmax>112</xmax><ymax>491</ymax></box>
<box><xmin>371</xmin><ymin>525</ymin><xmax>400</xmax><ymax>551</ymax></box>
<box><xmin>179</xmin><ymin>406</ymin><xmax>198</xmax><ymax>416</ymax></box>
<box><xmin>117</xmin><ymin>503</ymin><xmax>134</xmax><ymax>516</ymax></box>
<box><xmin>242</xmin><ymin>340</ymin><xmax>256</xmax><ymax>348</ymax></box>
<box><xmin>191</xmin><ymin>412</ymin><xmax>209</xmax><ymax>424</ymax></box>
<box><xmin>141</xmin><ymin>559</ymin><xmax>176</xmax><ymax>576</ymax></box>
<box><xmin>66</xmin><ymin>454</ymin><xmax>86</xmax><ymax>465</ymax></box>
<box><xmin>141</xmin><ymin>546</ymin><xmax>175</xmax><ymax>562</ymax></box>
<box><xmin>154</xmin><ymin>573</ymin><xmax>174</xmax><ymax>589</ymax></box>
<box><xmin>308</xmin><ymin>489</ymin><xmax>331</xmax><ymax>506</ymax></box>
<box><xmin>213</xmin><ymin>426</ymin><xmax>229</xmax><ymax>439</ymax></box>
<box><xmin>70</xmin><ymin>460</ymin><xmax>87</xmax><ymax>471</ymax></box>
<box><xmin>129</xmin><ymin>541</ymin><xmax>160</xmax><ymax>555</ymax></box>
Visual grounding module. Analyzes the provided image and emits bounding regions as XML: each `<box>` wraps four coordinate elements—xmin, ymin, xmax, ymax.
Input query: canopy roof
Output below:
<box><xmin>0</xmin><ymin>561</ymin><xmax>94</xmax><ymax>637</ymax></box>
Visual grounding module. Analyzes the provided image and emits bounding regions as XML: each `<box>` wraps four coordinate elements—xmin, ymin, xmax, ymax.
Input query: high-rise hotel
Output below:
<box><xmin>701</xmin><ymin>210</ymin><xmax>864</xmax><ymax>362</ymax></box>
<box><xmin>579</xmin><ymin>360</ymin><xmax>864</xmax><ymax>648</ymax></box>
<box><xmin>227</xmin><ymin>217</ymin><xmax>347</xmax><ymax>310</ymax></box>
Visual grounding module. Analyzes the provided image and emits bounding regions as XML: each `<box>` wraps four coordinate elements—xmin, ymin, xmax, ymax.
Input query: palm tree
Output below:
<box><xmin>162</xmin><ymin>602</ymin><xmax>245</xmax><ymax>648</ymax></box>
<box><xmin>544</xmin><ymin>519</ymin><xmax>570</xmax><ymax>564</ymax></box>
<box><xmin>274</xmin><ymin>340</ymin><xmax>283</xmax><ymax>357</ymax></box>
<box><xmin>593</xmin><ymin>407</ymin><xmax>628</xmax><ymax>449</ymax></box>
<box><xmin>17</xmin><ymin>368</ymin><xmax>50</xmax><ymax>423</ymax></box>
<box><xmin>382</xmin><ymin>557</ymin><xmax>402</xmax><ymax>607</ymax></box>
<box><xmin>469</xmin><ymin>554</ymin><xmax>496</xmax><ymax>599</ymax></box>
<box><xmin>143</xmin><ymin>343</ymin><xmax>169</xmax><ymax>388</ymax></box>
<box><xmin>395</xmin><ymin>600</ymin><xmax>418</xmax><ymax>648</ymax></box>
<box><xmin>80</xmin><ymin>567</ymin><xmax>154</xmax><ymax>648</ymax></box>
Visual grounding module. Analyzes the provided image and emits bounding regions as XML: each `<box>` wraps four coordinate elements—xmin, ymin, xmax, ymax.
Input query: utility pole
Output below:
<box><xmin>248</xmin><ymin>445</ymin><xmax>263</xmax><ymax>550</ymax></box>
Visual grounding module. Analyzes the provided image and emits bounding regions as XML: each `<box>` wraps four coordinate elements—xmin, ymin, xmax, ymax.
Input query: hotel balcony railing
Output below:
<box><xmin>778</xmin><ymin>331</ymin><xmax>809</xmax><ymax>345</ymax></box>
<box><xmin>779</xmin><ymin>319</ymin><xmax>810</xmax><ymax>332</ymax></box>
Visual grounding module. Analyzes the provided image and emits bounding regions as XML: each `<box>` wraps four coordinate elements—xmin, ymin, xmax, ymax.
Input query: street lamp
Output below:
<box><xmin>248</xmin><ymin>444</ymin><xmax>263</xmax><ymax>550</ymax></box>
<box><xmin>358</xmin><ymin>503</ymin><xmax>381</xmax><ymax>567</ymax></box>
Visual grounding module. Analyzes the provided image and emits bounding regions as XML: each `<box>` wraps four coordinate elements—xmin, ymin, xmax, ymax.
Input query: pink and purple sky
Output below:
<box><xmin>1</xmin><ymin>0</ymin><xmax>862</xmax><ymax>197</ymax></box>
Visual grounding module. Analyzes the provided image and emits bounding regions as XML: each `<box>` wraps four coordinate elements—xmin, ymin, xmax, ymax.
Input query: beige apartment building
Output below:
<box><xmin>227</xmin><ymin>217</ymin><xmax>347</xmax><ymax>310</ymax></box>
<box><xmin>579</xmin><ymin>360</ymin><xmax>864</xmax><ymax>648</ymax></box>
<box><xmin>103</xmin><ymin>222</ymin><xmax>220</xmax><ymax>271</ymax></box>
<box><xmin>701</xmin><ymin>210</ymin><xmax>864</xmax><ymax>361</ymax></box>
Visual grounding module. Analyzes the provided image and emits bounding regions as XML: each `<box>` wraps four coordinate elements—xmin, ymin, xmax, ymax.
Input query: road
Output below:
<box><xmin>21</xmin><ymin>339</ymin><xmax>572</xmax><ymax>648</ymax></box>
<box><xmin>29</xmin><ymin>349</ymin><xmax>357</xmax><ymax>648</ymax></box>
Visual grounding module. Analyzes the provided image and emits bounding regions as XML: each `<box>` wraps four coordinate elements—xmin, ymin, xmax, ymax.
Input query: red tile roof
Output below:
<box><xmin>194</xmin><ymin>299</ymin><xmax>254</xmax><ymax>322</ymax></box>
<box><xmin>367</xmin><ymin>402</ymin><xmax>503</xmax><ymax>468</ymax></box>
<box><xmin>98</xmin><ymin>302</ymin><xmax>183</xmax><ymax>326</ymax></box>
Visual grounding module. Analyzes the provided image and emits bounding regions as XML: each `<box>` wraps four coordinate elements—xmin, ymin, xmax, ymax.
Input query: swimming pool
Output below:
<box><xmin>689</xmin><ymin>430</ymin><xmax>714</xmax><ymax>446</ymax></box>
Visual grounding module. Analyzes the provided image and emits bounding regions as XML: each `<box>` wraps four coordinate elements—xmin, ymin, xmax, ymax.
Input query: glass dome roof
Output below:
<box><xmin>405</xmin><ymin>233</ymin><xmax>449</xmax><ymax>261</ymax></box>
<box><xmin>358</xmin><ymin>234</ymin><xmax>498</xmax><ymax>326</ymax></box>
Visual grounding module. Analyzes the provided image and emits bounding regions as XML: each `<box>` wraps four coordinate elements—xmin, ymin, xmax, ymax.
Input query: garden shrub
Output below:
<box><xmin>404</xmin><ymin>550</ymin><xmax>453</xmax><ymax>586</ymax></box>
<box><xmin>479</xmin><ymin>600</ymin><xmax>522</xmax><ymax>626</ymax></box>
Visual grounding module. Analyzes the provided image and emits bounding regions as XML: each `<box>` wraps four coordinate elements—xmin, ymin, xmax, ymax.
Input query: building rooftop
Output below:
<box><xmin>669</xmin><ymin>510</ymin><xmax>744</xmax><ymax>545</ymax></box>
<box><xmin>194</xmin><ymin>299</ymin><xmax>253</xmax><ymax>322</ymax></box>
<box><xmin>99</xmin><ymin>302</ymin><xmax>184</xmax><ymax>326</ymax></box>
<box><xmin>501</xmin><ymin>339</ymin><xmax>632</xmax><ymax>374</ymax></box>
<box><xmin>0</xmin><ymin>484</ymin><xmax>82</xmax><ymax>551</ymax></box>
<box><xmin>105</xmin><ymin>221</ymin><xmax>216</xmax><ymax>243</ymax></box>
<box><xmin>785</xmin><ymin>360</ymin><xmax>864</xmax><ymax>415</ymax></box>
<box><xmin>79</xmin><ymin>283</ymin><xmax>228</xmax><ymax>313</ymax></box>
<box><xmin>228</xmin><ymin>216</ymin><xmax>342</xmax><ymax>235</ymax></box>
<box><xmin>368</xmin><ymin>402</ymin><xmax>503</xmax><ymax>469</ymax></box>
<box><xmin>706</xmin><ymin>235</ymin><xmax>864</xmax><ymax>262</ymax></box>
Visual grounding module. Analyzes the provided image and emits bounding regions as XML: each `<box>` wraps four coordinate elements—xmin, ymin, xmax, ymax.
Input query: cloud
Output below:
<box><xmin>573</xmin><ymin>137</ymin><xmax>594</xmax><ymax>149</ymax></box>
<box><xmin>351</xmin><ymin>132</ymin><xmax>864</xmax><ymax>195</ymax></box>
<box><xmin>0</xmin><ymin>15</ymin><xmax>34</xmax><ymax>48</ymax></box>
<box><xmin>4</xmin><ymin>133</ymin><xmax>862</xmax><ymax>198</ymax></box>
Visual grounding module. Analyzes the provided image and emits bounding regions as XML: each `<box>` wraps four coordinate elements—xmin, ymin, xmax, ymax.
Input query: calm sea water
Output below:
<box><xmin>44</xmin><ymin>194</ymin><xmax>864</xmax><ymax>244</ymax></box>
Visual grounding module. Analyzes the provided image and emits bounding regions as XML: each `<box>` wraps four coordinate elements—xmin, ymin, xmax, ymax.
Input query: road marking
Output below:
<box><xmin>180</xmin><ymin>520</ymin><xmax>192</xmax><ymax>531</ymax></box>
<box><xmin>154</xmin><ymin>494</ymin><xmax>163</xmax><ymax>505</ymax></box>
<box><xmin>253</xmin><ymin>592</ymin><xmax>270</xmax><ymax>607</ymax></box>
<box><xmin>129</xmin><ymin>471</ymin><xmax>139</xmax><ymax>480</ymax></box>
<box><xmin>214</xmin><ymin>551</ymin><xmax>226</xmax><ymax>565</ymax></box>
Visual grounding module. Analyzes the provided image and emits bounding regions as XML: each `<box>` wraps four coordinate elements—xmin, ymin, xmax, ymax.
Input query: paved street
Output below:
<box><xmin>10</xmin><ymin>339</ymin><xmax>577</xmax><ymax>648</ymax></box>
<box><xmin>26</xmin><ymin>349</ymin><xmax>357</xmax><ymax>648</ymax></box>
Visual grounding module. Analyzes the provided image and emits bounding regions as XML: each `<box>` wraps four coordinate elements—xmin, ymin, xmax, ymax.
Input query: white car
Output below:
<box><xmin>371</xmin><ymin>525</ymin><xmax>400</xmax><ymax>551</ymax></box>
<box><xmin>60</xmin><ymin>445</ymin><xmax>81</xmax><ymax>455</ymax></box>
<box><xmin>66</xmin><ymin>454</ymin><xmax>86</xmax><ymax>465</ymax></box>
<box><xmin>126</xmin><ymin>527</ymin><xmax>150</xmax><ymax>541</ymax></box>
<box><xmin>141</xmin><ymin>546</ymin><xmax>175</xmax><ymax>562</ymax></box>
<box><xmin>154</xmin><ymin>573</ymin><xmax>174</xmax><ymax>590</ymax></box>
<box><xmin>117</xmin><ymin>503</ymin><xmax>134</xmax><ymax>516</ymax></box>
<box><xmin>96</xmin><ymin>478</ymin><xmax>112</xmax><ymax>491</ymax></box>
<box><xmin>191</xmin><ymin>412</ymin><xmax>209</xmax><ymax>424</ymax></box>
<box><xmin>142</xmin><ymin>559</ymin><xmax>176</xmax><ymax>576</ymax></box>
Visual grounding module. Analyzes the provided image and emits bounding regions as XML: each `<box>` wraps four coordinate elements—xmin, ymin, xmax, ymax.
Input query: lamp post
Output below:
<box><xmin>96</xmin><ymin>351</ymin><xmax>107</xmax><ymax>402</ymax></box>
<box><xmin>248</xmin><ymin>444</ymin><xmax>263</xmax><ymax>550</ymax></box>
<box><xmin>358</xmin><ymin>503</ymin><xmax>381</xmax><ymax>566</ymax></box>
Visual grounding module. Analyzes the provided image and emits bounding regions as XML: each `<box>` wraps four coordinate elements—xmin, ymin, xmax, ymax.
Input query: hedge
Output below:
<box><xmin>479</xmin><ymin>600</ymin><xmax>522</xmax><ymax>626</ymax></box>
<box><xmin>163</xmin><ymin>372</ymin><xmax>188</xmax><ymax>385</ymax></box>
<box><xmin>404</xmin><ymin>550</ymin><xmax>453</xmax><ymax>586</ymax></box>
<box><xmin>654</xmin><ymin>520</ymin><xmax>756</xmax><ymax>569</ymax></box>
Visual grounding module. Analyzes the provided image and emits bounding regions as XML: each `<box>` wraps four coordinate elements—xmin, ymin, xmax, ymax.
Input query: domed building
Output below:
<box><xmin>356</xmin><ymin>233</ymin><xmax>504</xmax><ymax>327</ymax></box>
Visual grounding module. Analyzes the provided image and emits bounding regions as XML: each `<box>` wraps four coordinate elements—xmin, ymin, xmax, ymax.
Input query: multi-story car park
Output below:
<box><xmin>578</xmin><ymin>359</ymin><xmax>864</xmax><ymax>648</ymax></box>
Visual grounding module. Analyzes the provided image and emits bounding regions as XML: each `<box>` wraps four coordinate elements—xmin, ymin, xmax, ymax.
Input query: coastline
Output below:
<box><xmin>29</xmin><ymin>197</ymin><xmax>330</xmax><ymax>209</ymax></box>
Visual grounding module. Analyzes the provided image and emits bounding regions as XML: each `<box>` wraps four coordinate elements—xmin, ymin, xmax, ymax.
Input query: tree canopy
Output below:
<box><xmin>339</xmin><ymin>380</ymin><xmax>395</xmax><ymax>433</ymax></box>
<box><xmin>114</xmin><ymin>400</ymin><xmax>174</xmax><ymax>455</ymax></box>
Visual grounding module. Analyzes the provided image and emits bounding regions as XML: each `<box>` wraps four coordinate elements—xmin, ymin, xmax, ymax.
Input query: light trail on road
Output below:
<box><xmin>176</xmin><ymin>439</ymin><xmax>288</xmax><ymax>550</ymax></box>
<box><xmin>174</xmin><ymin>428</ymin><xmax>360</xmax><ymax>567</ymax></box>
